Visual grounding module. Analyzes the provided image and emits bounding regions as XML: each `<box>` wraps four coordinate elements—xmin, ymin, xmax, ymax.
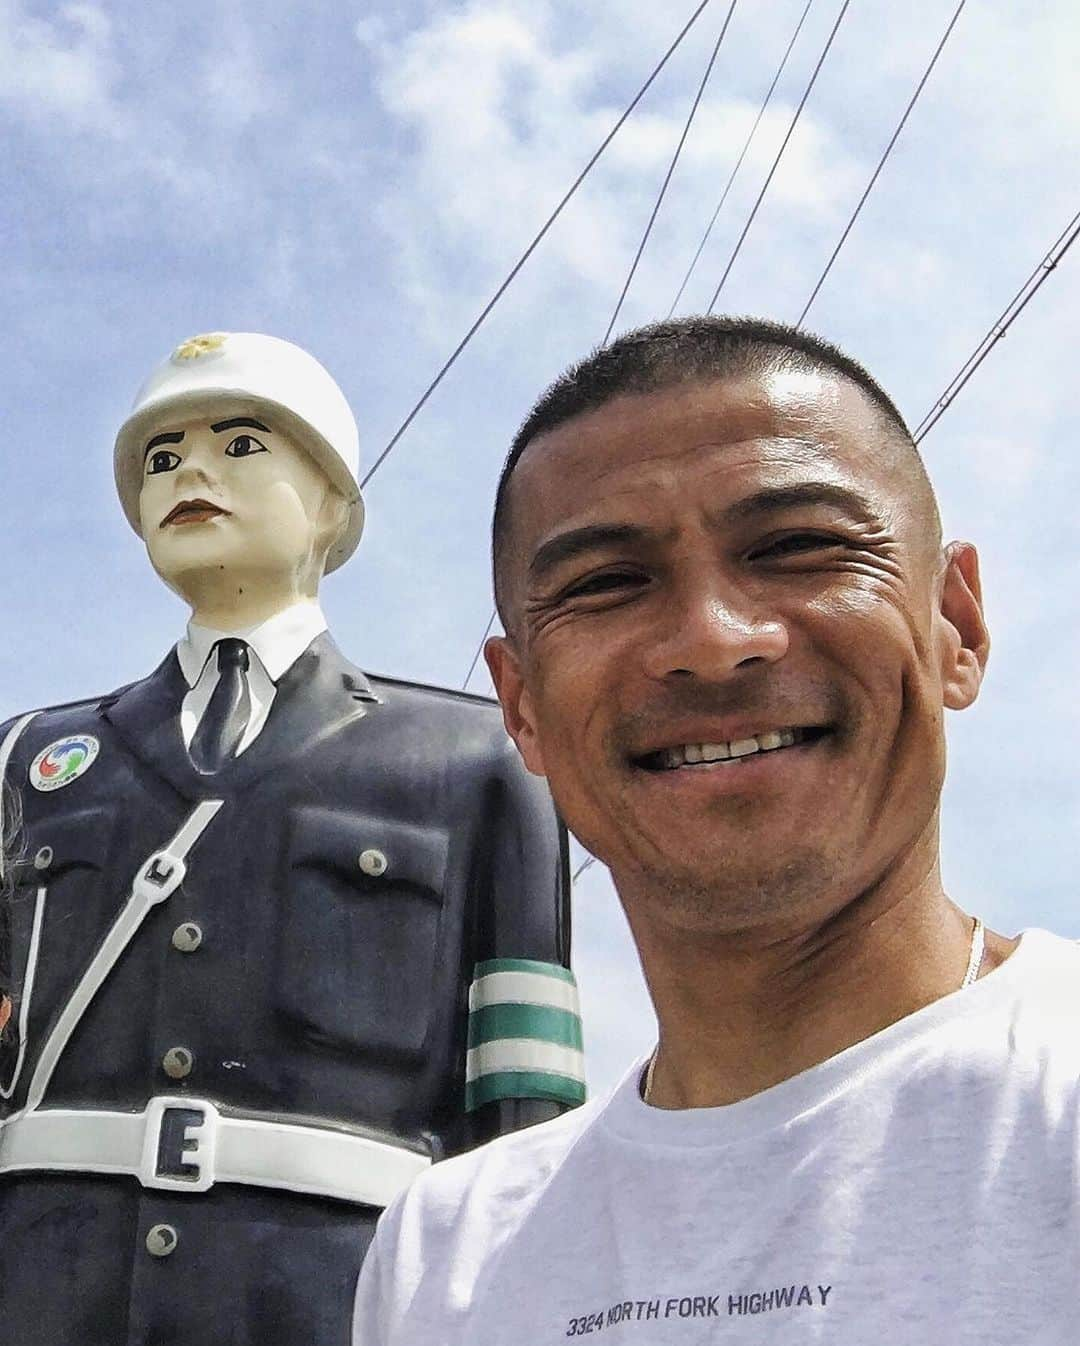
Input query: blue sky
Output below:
<box><xmin>2</xmin><ymin>0</ymin><xmax>1078</xmax><ymax>1093</ymax></box>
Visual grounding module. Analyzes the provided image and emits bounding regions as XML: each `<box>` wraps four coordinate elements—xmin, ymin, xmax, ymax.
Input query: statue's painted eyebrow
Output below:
<box><xmin>210</xmin><ymin>417</ymin><xmax>271</xmax><ymax>434</ymax></box>
<box><xmin>144</xmin><ymin>430</ymin><xmax>184</xmax><ymax>460</ymax></box>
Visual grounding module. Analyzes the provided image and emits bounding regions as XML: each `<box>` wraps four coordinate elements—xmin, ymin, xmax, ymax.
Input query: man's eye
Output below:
<box><xmin>750</xmin><ymin>532</ymin><xmax>842</xmax><ymax>560</ymax></box>
<box><xmin>146</xmin><ymin>450</ymin><xmax>181</xmax><ymax>476</ymax></box>
<box><xmin>224</xmin><ymin>434</ymin><xmax>269</xmax><ymax>458</ymax></box>
<box><xmin>562</xmin><ymin>570</ymin><xmax>646</xmax><ymax>600</ymax></box>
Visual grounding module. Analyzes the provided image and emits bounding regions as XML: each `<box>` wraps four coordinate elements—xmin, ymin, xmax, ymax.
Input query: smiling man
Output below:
<box><xmin>0</xmin><ymin>332</ymin><xmax>578</xmax><ymax>1345</ymax></box>
<box><xmin>354</xmin><ymin>316</ymin><xmax>1080</xmax><ymax>1345</ymax></box>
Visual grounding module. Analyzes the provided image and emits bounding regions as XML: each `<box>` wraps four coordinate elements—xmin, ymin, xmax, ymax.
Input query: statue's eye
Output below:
<box><xmin>224</xmin><ymin>434</ymin><xmax>269</xmax><ymax>459</ymax></box>
<box><xmin>147</xmin><ymin>449</ymin><xmax>182</xmax><ymax>475</ymax></box>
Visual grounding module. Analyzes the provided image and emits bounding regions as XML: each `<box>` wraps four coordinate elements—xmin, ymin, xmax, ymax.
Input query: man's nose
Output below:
<box><xmin>640</xmin><ymin>577</ymin><xmax>789</xmax><ymax>682</ymax></box>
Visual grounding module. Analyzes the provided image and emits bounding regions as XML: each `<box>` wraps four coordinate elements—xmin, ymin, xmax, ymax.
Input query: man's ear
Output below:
<box><xmin>484</xmin><ymin>635</ymin><xmax>547</xmax><ymax>777</ymax></box>
<box><xmin>938</xmin><ymin>541</ymin><xmax>990</xmax><ymax>711</ymax></box>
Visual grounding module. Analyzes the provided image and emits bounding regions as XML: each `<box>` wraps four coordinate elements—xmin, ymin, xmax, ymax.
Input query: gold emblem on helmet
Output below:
<box><xmin>172</xmin><ymin>332</ymin><xmax>228</xmax><ymax>362</ymax></box>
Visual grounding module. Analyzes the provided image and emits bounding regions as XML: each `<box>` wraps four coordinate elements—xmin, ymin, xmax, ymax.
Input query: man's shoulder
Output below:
<box><xmin>1009</xmin><ymin>928</ymin><xmax>1080</xmax><ymax>1002</ymax></box>
<box><xmin>354</xmin><ymin>1094</ymin><xmax>614</xmax><ymax>1343</ymax></box>
<box><xmin>390</xmin><ymin>1090</ymin><xmax>608</xmax><ymax>1235</ymax></box>
<box><xmin>1009</xmin><ymin>928</ymin><xmax>1080</xmax><ymax>977</ymax></box>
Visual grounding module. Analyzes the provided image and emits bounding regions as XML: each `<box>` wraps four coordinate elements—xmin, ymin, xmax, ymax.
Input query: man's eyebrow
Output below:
<box><xmin>528</xmin><ymin>523</ymin><xmax>656</xmax><ymax>585</ymax></box>
<box><xmin>143</xmin><ymin>430</ymin><xmax>184</xmax><ymax>460</ymax></box>
<box><xmin>722</xmin><ymin>481</ymin><xmax>884</xmax><ymax>526</ymax></box>
<box><xmin>210</xmin><ymin>416</ymin><xmax>271</xmax><ymax>434</ymax></box>
<box><xmin>526</xmin><ymin>485</ymin><xmax>883</xmax><ymax>584</ymax></box>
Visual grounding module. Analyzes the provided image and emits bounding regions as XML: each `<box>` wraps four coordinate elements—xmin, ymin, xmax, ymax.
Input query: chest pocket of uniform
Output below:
<box><xmin>276</xmin><ymin>806</ymin><xmax>450</xmax><ymax>1062</ymax></box>
<box><xmin>1</xmin><ymin>805</ymin><xmax>117</xmax><ymax>1100</ymax></box>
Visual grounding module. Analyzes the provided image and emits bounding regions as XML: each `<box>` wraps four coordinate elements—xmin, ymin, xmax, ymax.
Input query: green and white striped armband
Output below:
<box><xmin>465</xmin><ymin>958</ymin><xmax>586</xmax><ymax>1111</ymax></box>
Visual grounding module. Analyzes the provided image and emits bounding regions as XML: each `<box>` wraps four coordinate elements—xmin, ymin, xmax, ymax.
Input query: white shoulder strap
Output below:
<box><xmin>24</xmin><ymin>798</ymin><xmax>224</xmax><ymax>1111</ymax></box>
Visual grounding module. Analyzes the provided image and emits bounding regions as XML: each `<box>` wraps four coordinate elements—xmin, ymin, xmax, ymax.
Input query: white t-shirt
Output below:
<box><xmin>354</xmin><ymin>929</ymin><xmax>1080</xmax><ymax>1345</ymax></box>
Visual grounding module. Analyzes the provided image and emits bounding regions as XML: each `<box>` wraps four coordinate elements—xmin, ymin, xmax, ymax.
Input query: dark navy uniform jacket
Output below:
<box><xmin>0</xmin><ymin>633</ymin><xmax>573</xmax><ymax>1345</ymax></box>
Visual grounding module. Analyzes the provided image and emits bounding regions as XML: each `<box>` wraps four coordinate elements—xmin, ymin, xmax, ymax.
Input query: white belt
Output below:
<box><xmin>0</xmin><ymin>1097</ymin><xmax>430</xmax><ymax>1207</ymax></box>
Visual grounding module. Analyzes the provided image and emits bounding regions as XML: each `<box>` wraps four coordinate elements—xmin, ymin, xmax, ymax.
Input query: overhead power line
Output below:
<box><xmin>603</xmin><ymin>0</ymin><xmax>740</xmax><ymax>345</ymax></box>
<box><xmin>461</xmin><ymin>618</ymin><xmax>495</xmax><ymax>691</ymax></box>
<box><xmin>460</xmin><ymin>1</ymin><xmax>726</xmax><ymax>692</ymax></box>
<box><xmin>572</xmin><ymin>854</ymin><xmax>599</xmax><ymax>883</ymax></box>
<box><xmin>461</xmin><ymin>608</ymin><xmax>498</xmax><ymax>691</ymax></box>
<box><xmin>797</xmin><ymin>0</ymin><xmax>966</xmax><ymax>326</ymax></box>
<box><xmin>362</xmin><ymin>0</ymin><xmax>717</xmax><ymax>491</ymax></box>
<box><xmin>706</xmin><ymin>0</ymin><xmax>852</xmax><ymax>313</ymax></box>
<box><xmin>913</xmin><ymin>206</ymin><xmax>1080</xmax><ymax>443</ymax></box>
<box><xmin>669</xmin><ymin>0</ymin><xmax>815</xmax><ymax>318</ymax></box>
<box><xmin>461</xmin><ymin>0</ymin><xmax>846</xmax><ymax>694</ymax></box>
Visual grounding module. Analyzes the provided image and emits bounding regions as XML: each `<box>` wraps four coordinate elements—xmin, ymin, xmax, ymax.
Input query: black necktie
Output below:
<box><xmin>189</xmin><ymin>638</ymin><xmax>251</xmax><ymax>774</ymax></box>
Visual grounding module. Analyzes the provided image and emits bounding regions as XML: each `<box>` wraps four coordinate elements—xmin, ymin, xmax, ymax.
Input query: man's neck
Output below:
<box><xmin>625</xmin><ymin>860</ymin><xmax>1017</xmax><ymax>1111</ymax></box>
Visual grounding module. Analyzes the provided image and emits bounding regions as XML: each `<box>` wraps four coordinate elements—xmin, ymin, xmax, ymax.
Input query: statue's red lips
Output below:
<box><xmin>161</xmin><ymin>499</ymin><xmax>230</xmax><ymax>527</ymax></box>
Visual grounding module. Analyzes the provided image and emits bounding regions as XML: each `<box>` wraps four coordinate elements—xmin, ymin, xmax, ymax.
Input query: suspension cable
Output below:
<box><xmin>797</xmin><ymin>0</ymin><xmax>966</xmax><ymax>326</ymax></box>
<box><xmin>362</xmin><ymin>0</ymin><xmax>717</xmax><ymax>491</ymax></box>
<box><xmin>572</xmin><ymin>854</ymin><xmax>599</xmax><ymax>883</ymax></box>
<box><xmin>603</xmin><ymin>0</ymin><xmax>740</xmax><ymax>345</ymax></box>
<box><xmin>913</xmin><ymin>206</ymin><xmax>1080</xmax><ymax>443</ymax></box>
<box><xmin>669</xmin><ymin>0</ymin><xmax>815</xmax><ymax>317</ymax></box>
<box><xmin>706</xmin><ymin>0</ymin><xmax>851</xmax><ymax>313</ymax></box>
<box><xmin>460</xmin><ymin>3</ymin><xmax>726</xmax><ymax>691</ymax></box>
<box><xmin>461</xmin><ymin>608</ymin><xmax>498</xmax><ymax>691</ymax></box>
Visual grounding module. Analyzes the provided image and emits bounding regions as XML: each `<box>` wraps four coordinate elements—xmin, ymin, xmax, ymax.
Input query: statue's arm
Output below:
<box><xmin>451</xmin><ymin>738</ymin><xmax>583</xmax><ymax>1152</ymax></box>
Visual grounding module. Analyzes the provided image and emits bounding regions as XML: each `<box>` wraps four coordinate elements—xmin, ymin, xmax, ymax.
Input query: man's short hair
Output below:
<box><xmin>492</xmin><ymin>315</ymin><xmax>922</xmax><ymax>629</ymax></box>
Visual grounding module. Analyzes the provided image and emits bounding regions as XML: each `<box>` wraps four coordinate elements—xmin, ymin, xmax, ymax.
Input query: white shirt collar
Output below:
<box><xmin>175</xmin><ymin>601</ymin><xmax>328</xmax><ymax>688</ymax></box>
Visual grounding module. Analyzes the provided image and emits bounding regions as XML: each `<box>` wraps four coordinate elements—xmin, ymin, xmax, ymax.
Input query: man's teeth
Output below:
<box><xmin>659</xmin><ymin>728</ymin><xmax>799</xmax><ymax>769</ymax></box>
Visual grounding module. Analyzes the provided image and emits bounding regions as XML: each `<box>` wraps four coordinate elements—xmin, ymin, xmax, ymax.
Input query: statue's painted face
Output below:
<box><xmin>138</xmin><ymin>410</ymin><xmax>337</xmax><ymax>603</ymax></box>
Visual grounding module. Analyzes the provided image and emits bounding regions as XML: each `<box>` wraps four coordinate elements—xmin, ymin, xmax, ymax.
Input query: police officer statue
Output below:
<box><xmin>0</xmin><ymin>333</ymin><xmax>583</xmax><ymax>1345</ymax></box>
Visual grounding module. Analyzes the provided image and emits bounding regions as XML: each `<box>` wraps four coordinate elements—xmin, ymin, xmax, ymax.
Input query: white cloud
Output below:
<box><xmin>354</xmin><ymin>15</ymin><xmax>388</xmax><ymax>51</ymax></box>
<box><xmin>200</xmin><ymin>15</ymin><xmax>269</xmax><ymax>130</ymax></box>
<box><xmin>0</xmin><ymin>1</ymin><xmax>300</xmax><ymax>242</ymax></box>
<box><xmin>365</xmin><ymin>1</ymin><xmax>869</xmax><ymax>348</ymax></box>
<box><xmin>0</xmin><ymin>0</ymin><xmax>118</xmax><ymax>130</ymax></box>
<box><xmin>266</xmin><ymin>229</ymin><xmax>300</xmax><ymax>302</ymax></box>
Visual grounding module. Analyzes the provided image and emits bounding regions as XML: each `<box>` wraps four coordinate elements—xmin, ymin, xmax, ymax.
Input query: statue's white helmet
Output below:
<box><xmin>114</xmin><ymin>331</ymin><xmax>364</xmax><ymax>573</ymax></box>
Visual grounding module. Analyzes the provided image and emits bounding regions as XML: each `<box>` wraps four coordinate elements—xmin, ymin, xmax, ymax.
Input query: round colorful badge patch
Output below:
<box><xmin>29</xmin><ymin>735</ymin><xmax>100</xmax><ymax>792</ymax></box>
